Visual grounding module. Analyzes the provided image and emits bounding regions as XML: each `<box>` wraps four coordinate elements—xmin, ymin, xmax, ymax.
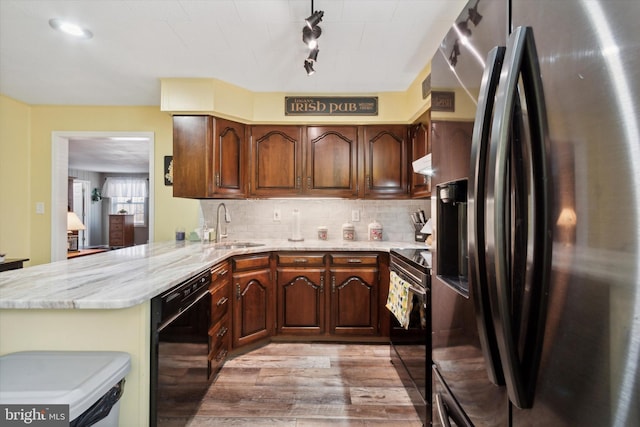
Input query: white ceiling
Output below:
<box><xmin>68</xmin><ymin>137</ymin><xmax>150</xmax><ymax>173</ymax></box>
<box><xmin>0</xmin><ymin>0</ymin><xmax>467</xmax><ymax>106</ymax></box>
<box><xmin>1</xmin><ymin>0</ymin><xmax>468</xmax><ymax>173</ymax></box>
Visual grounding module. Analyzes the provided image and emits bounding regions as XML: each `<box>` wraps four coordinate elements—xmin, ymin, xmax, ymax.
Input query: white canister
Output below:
<box><xmin>317</xmin><ymin>226</ymin><xmax>328</xmax><ymax>240</ymax></box>
<box><xmin>368</xmin><ymin>220</ymin><xmax>383</xmax><ymax>240</ymax></box>
<box><xmin>342</xmin><ymin>222</ymin><xmax>355</xmax><ymax>241</ymax></box>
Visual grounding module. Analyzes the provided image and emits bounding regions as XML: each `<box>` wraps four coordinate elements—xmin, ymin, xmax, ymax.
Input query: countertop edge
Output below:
<box><xmin>0</xmin><ymin>240</ymin><xmax>427</xmax><ymax>310</ymax></box>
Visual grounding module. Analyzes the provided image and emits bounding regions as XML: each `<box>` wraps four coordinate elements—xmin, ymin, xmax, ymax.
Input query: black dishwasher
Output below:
<box><xmin>150</xmin><ymin>269</ymin><xmax>212</xmax><ymax>427</ymax></box>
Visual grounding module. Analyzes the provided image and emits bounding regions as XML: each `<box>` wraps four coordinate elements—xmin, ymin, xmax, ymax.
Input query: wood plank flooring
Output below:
<box><xmin>159</xmin><ymin>342</ymin><xmax>422</xmax><ymax>426</ymax></box>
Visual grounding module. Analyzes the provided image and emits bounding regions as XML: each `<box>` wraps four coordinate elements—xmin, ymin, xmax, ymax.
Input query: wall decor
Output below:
<box><xmin>431</xmin><ymin>91</ymin><xmax>455</xmax><ymax>112</ymax></box>
<box><xmin>285</xmin><ymin>96</ymin><xmax>378</xmax><ymax>116</ymax></box>
<box><xmin>164</xmin><ymin>156</ymin><xmax>173</xmax><ymax>186</ymax></box>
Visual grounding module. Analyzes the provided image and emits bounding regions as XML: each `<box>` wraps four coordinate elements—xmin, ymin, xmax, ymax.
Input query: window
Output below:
<box><xmin>110</xmin><ymin>197</ymin><xmax>146</xmax><ymax>225</ymax></box>
<box><xmin>102</xmin><ymin>177</ymin><xmax>148</xmax><ymax>226</ymax></box>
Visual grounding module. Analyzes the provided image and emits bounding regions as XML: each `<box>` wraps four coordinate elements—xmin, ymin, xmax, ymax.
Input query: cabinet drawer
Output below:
<box><xmin>110</xmin><ymin>231</ymin><xmax>123</xmax><ymax>240</ymax></box>
<box><xmin>211</xmin><ymin>282</ymin><xmax>231</xmax><ymax>326</ymax></box>
<box><xmin>233</xmin><ymin>254</ymin><xmax>270</xmax><ymax>271</ymax></box>
<box><xmin>109</xmin><ymin>221</ymin><xmax>123</xmax><ymax>231</ymax></box>
<box><xmin>210</xmin><ymin>261</ymin><xmax>231</xmax><ymax>289</ymax></box>
<box><xmin>277</xmin><ymin>253</ymin><xmax>325</xmax><ymax>266</ymax></box>
<box><xmin>209</xmin><ymin>318</ymin><xmax>230</xmax><ymax>363</ymax></box>
<box><xmin>330</xmin><ymin>253</ymin><xmax>378</xmax><ymax>266</ymax></box>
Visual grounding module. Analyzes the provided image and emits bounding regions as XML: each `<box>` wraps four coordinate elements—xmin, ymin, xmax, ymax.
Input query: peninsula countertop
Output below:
<box><xmin>0</xmin><ymin>239</ymin><xmax>427</xmax><ymax>310</ymax></box>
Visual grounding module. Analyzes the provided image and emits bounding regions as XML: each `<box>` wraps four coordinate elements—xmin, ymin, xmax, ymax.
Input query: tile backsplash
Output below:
<box><xmin>199</xmin><ymin>199</ymin><xmax>430</xmax><ymax>242</ymax></box>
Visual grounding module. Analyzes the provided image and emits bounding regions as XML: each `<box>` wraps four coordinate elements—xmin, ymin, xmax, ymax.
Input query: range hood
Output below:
<box><xmin>412</xmin><ymin>153</ymin><xmax>433</xmax><ymax>176</ymax></box>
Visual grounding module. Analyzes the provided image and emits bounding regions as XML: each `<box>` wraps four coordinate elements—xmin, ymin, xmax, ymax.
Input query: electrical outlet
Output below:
<box><xmin>273</xmin><ymin>208</ymin><xmax>281</xmax><ymax>221</ymax></box>
<box><xmin>36</xmin><ymin>202</ymin><xmax>45</xmax><ymax>214</ymax></box>
<box><xmin>351</xmin><ymin>209</ymin><xmax>360</xmax><ymax>222</ymax></box>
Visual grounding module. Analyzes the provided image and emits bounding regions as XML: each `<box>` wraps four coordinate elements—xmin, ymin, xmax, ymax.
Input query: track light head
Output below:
<box><xmin>307</xmin><ymin>47</ymin><xmax>319</xmax><ymax>62</ymax></box>
<box><xmin>305</xmin><ymin>10</ymin><xmax>324</xmax><ymax>28</ymax></box>
<box><xmin>304</xmin><ymin>59</ymin><xmax>315</xmax><ymax>75</ymax></box>
<box><xmin>302</xmin><ymin>25</ymin><xmax>322</xmax><ymax>49</ymax></box>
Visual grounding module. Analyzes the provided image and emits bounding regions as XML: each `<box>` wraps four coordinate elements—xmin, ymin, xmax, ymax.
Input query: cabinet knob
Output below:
<box><xmin>293</xmin><ymin>258</ymin><xmax>308</xmax><ymax>263</ymax></box>
<box><xmin>218</xmin><ymin>269</ymin><xmax>228</xmax><ymax>277</ymax></box>
<box><xmin>347</xmin><ymin>258</ymin><xmax>362</xmax><ymax>264</ymax></box>
<box><xmin>216</xmin><ymin>296</ymin><xmax>228</xmax><ymax>307</ymax></box>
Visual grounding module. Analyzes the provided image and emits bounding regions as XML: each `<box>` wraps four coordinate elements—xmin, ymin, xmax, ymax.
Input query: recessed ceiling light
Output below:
<box><xmin>49</xmin><ymin>18</ymin><xmax>93</xmax><ymax>39</ymax></box>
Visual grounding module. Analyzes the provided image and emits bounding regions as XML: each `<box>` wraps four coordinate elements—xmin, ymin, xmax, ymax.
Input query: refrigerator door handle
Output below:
<box><xmin>487</xmin><ymin>26</ymin><xmax>553</xmax><ymax>409</ymax></box>
<box><xmin>469</xmin><ymin>45</ymin><xmax>506</xmax><ymax>387</ymax></box>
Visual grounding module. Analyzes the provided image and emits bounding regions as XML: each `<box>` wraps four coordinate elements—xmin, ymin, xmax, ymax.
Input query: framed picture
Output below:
<box><xmin>164</xmin><ymin>156</ymin><xmax>173</xmax><ymax>186</ymax></box>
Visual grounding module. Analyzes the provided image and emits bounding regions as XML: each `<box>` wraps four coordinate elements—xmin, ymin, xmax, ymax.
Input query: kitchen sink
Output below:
<box><xmin>212</xmin><ymin>241</ymin><xmax>265</xmax><ymax>250</ymax></box>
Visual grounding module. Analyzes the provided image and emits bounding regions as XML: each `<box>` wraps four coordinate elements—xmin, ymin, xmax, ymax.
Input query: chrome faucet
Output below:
<box><xmin>215</xmin><ymin>203</ymin><xmax>229</xmax><ymax>242</ymax></box>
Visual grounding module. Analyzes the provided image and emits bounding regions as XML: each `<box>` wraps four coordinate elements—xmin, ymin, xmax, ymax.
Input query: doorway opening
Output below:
<box><xmin>51</xmin><ymin>131</ymin><xmax>155</xmax><ymax>262</ymax></box>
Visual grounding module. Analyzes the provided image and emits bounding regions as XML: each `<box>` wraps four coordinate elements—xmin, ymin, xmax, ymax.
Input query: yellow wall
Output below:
<box><xmin>0</xmin><ymin>95</ymin><xmax>201</xmax><ymax>265</ymax></box>
<box><xmin>161</xmin><ymin>77</ymin><xmax>428</xmax><ymax>124</ymax></box>
<box><xmin>0</xmin><ymin>96</ymin><xmax>32</xmax><ymax>264</ymax></box>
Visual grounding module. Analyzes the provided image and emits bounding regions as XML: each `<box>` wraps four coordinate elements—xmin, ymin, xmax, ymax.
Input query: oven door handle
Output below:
<box><xmin>158</xmin><ymin>288</ymin><xmax>210</xmax><ymax>332</ymax></box>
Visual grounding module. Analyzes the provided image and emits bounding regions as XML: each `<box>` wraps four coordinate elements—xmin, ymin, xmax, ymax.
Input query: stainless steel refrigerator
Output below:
<box><xmin>430</xmin><ymin>0</ymin><xmax>640</xmax><ymax>425</ymax></box>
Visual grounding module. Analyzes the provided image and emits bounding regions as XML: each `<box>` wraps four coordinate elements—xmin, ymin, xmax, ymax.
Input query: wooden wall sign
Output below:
<box><xmin>431</xmin><ymin>91</ymin><xmax>455</xmax><ymax>112</ymax></box>
<box><xmin>285</xmin><ymin>96</ymin><xmax>378</xmax><ymax>116</ymax></box>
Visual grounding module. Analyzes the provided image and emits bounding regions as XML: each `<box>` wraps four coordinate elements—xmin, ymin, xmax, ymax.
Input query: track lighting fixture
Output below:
<box><xmin>307</xmin><ymin>47</ymin><xmax>319</xmax><ymax>62</ymax></box>
<box><xmin>304</xmin><ymin>59</ymin><xmax>315</xmax><ymax>75</ymax></box>
<box><xmin>305</xmin><ymin>10</ymin><xmax>324</xmax><ymax>29</ymax></box>
<box><xmin>302</xmin><ymin>25</ymin><xmax>322</xmax><ymax>49</ymax></box>
<box><xmin>468</xmin><ymin>0</ymin><xmax>483</xmax><ymax>26</ymax></box>
<box><xmin>301</xmin><ymin>0</ymin><xmax>324</xmax><ymax>75</ymax></box>
<box><xmin>449</xmin><ymin>1</ymin><xmax>482</xmax><ymax>68</ymax></box>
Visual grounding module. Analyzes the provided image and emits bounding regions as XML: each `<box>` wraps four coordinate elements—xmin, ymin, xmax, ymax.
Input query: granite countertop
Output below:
<box><xmin>0</xmin><ymin>239</ymin><xmax>426</xmax><ymax>310</ymax></box>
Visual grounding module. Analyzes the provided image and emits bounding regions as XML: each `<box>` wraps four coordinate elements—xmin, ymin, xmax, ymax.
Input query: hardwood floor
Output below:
<box><xmin>159</xmin><ymin>342</ymin><xmax>422</xmax><ymax>426</ymax></box>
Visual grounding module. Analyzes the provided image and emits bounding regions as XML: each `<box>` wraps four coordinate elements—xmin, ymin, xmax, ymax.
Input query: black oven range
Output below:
<box><xmin>389</xmin><ymin>248</ymin><xmax>431</xmax><ymax>426</ymax></box>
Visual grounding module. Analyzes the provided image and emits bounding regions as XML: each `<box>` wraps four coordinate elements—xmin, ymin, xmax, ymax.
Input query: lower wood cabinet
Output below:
<box><xmin>329</xmin><ymin>253</ymin><xmax>379</xmax><ymax>336</ymax></box>
<box><xmin>209</xmin><ymin>261</ymin><xmax>231</xmax><ymax>377</ymax></box>
<box><xmin>275</xmin><ymin>252</ymin><xmax>380</xmax><ymax>338</ymax></box>
<box><xmin>231</xmin><ymin>254</ymin><xmax>274</xmax><ymax>348</ymax></box>
<box><xmin>276</xmin><ymin>253</ymin><xmax>326</xmax><ymax>335</ymax></box>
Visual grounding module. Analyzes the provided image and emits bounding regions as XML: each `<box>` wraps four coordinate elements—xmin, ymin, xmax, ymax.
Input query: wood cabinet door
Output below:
<box><xmin>213</xmin><ymin>118</ymin><xmax>246</xmax><ymax>197</ymax></box>
<box><xmin>250</xmin><ymin>125</ymin><xmax>303</xmax><ymax>197</ymax></box>
<box><xmin>305</xmin><ymin>126</ymin><xmax>358</xmax><ymax>197</ymax></box>
<box><xmin>172</xmin><ymin>115</ymin><xmax>212</xmax><ymax>198</ymax></box>
<box><xmin>431</xmin><ymin>121</ymin><xmax>474</xmax><ymax>186</ymax></box>
<box><xmin>362</xmin><ymin>125</ymin><xmax>409</xmax><ymax>198</ymax></box>
<box><xmin>276</xmin><ymin>267</ymin><xmax>325</xmax><ymax>335</ymax></box>
<box><xmin>329</xmin><ymin>268</ymin><xmax>379</xmax><ymax>335</ymax></box>
<box><xmin>232</xmin><ymin>268</ymin><xmax>274</xmax><ymax>348</ymax></box>
<box><xmin>410</xmin><ymin>123</ymin><xmax>432</xmax><ymax>198</ymax></box>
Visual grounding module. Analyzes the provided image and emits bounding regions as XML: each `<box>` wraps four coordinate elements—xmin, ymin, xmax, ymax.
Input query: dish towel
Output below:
<box><xmin>386</xmin><ymin>271</ymin><xmax>413</xmax><ymax>329</ymax></box>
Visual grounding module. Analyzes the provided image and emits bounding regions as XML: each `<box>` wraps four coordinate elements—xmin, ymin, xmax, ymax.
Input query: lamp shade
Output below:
<box><xmin>67</xmin><ymin>212</ymin><xmax>86</xmax><ymax>231</ymax></box>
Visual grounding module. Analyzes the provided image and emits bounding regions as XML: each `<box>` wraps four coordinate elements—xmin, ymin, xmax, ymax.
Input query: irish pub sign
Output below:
<box><xmin>285</xmin><ymin>96</ymin><xmax>378</xmax><ymax>116</ymax></box>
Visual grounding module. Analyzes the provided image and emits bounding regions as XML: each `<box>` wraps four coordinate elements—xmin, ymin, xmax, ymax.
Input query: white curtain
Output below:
<box><xmin>102</xmin><ymin>177</ymin><xmax>148</xmax><ymax>198</ymax></box>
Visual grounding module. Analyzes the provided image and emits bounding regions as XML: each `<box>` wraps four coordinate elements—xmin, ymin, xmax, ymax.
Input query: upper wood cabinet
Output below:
<box><xmin>172</xmin><ymin>115</ymin><xmax>246</xmax><ymax>198</ymax></box>
<box><xmin>410</xmin><ymin>123</ymin><xmax>432</xmax><ymax>198</ymax></box>
<box><xmin>174</xmin><ymin>117</ymin><xmax>411</xmax><ymax>199</ymax></box>
<box><xmin>431</xmin><ymin>120</ymin><xmax>474</xmax><ymax>186</ymax></box>
<box><xmin>305</xmin><ymin>126</ymin><xmax>358</xmax><ymax>198</ymax></box>
<box><xmin>362</xmin><ymin>125</ymin><xmax>409</xmax><ymax>198</ymax></box>
<box><xmin>249</xmin><ymin>125</ymin><xmax>303</xmax><ymax>197</ymax></box>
